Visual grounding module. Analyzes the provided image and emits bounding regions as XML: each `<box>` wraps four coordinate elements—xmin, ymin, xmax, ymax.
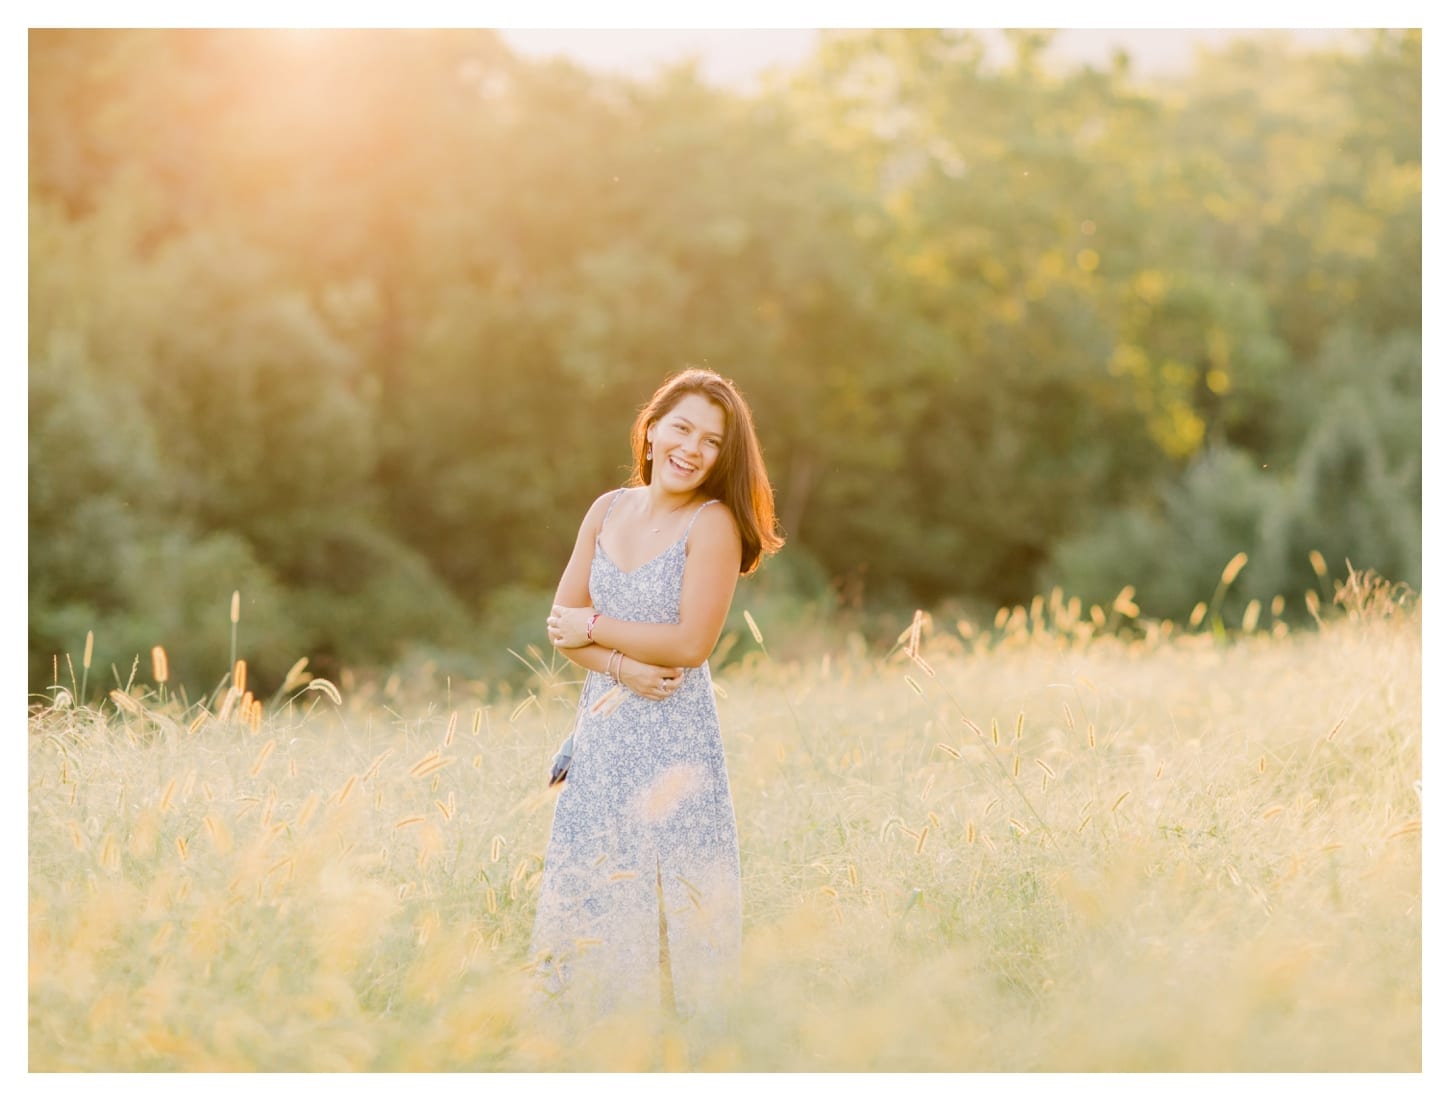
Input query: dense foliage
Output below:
<box><xmin>28</xmin><ymin>29</ymin><xmax>1421</xmax><ymax>697</ymax></box>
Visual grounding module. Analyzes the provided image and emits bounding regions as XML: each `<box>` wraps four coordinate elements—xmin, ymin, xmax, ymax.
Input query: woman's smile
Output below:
<box><xmin>649</xmin><ymin>392</ymin><xmax>725</xmax><ymax>491</ymax></box>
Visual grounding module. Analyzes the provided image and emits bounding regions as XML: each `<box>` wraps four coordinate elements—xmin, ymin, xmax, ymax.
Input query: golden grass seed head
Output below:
<box><xmin>100</xmin><ymin>834</ymin><xmax>120</xmax><ymax>872</ymax></box>
<box><xmin>1221</xmin><ymin>552</ymin><xmax>1249</xmax><ymax>587</ymax></box>
<box><xmin>909</xmin><ymin>651</ymin><xmax>936</xmax><ymax>678</ymax></box>
<box><xmin>336</xmin><ymin>774</ymin><xmax>358</xmax><ymax>805</ymax></box>
<box><xmin>1384</xmin><ymin>819</ymin><xmax>1421</xmax><ymax>840</ymax></box>
<box><xmin>150</xmin><ymin>646</ymin><xmax>169</xmax><ymax>684</ymax></box>
<box><xmin>1309</xmin><ymin>549</ymin><xmax>1328</xmax><ymax>578</ymax></box>
<box><xmin>230</xmin><ymin>590</ymin><xmax>241</xmax><ymax>624</ymax></box>
<box><xmin>591</xmin><ymin>684</ymin><xmax>627</xmax><ymax>717</ymax></box>
<box><xmin>249</xmin><ymin>740</ymin><xmax>275</xmax><ymax>778</ymax></box>
<box><xmin>306</xmin><ymin>678</ymin><xmax>343</xmax><ymax>706</ymax></box>
<box><xmin>1113</xmin><ymin>586</ymin><xmax>1140</xmax><ymax>617</ymax></box>
<box><xmin>1242</xmin><ymin>599</ymin><xmax>1262</xmax><ymax>633</ymax></box>
<box><xmin>234</xmin><ymin>660</ymin><xmax>247</xmax><ymax>697</ymax></box>
<box><xmin>279</xmin><ymin>657</ymin><xmax>311</xmax><ymax>694</ymax></box>
<box><xmin>743</xmin><ymin>609</ymin><xmax>764</xmax><ymax>645</ymax></box>
<box><xmin>1189</xmin><ymin>602</ymin><xmax>1207</xmax><ymax>628</ymax></box>
<box><xmin>83</xmin><ymin>630</ymin><xmax>94</xmax><ymax>670</ymax></box>
<box><xmin>108</xmin><ymin>689</ymin><xmax>143</xmax><ymax>716</ymax></box>
<box><xmin>363</xmin><ymin>749</ymin><xmax>393</xmax><ymax>781</ymax></box>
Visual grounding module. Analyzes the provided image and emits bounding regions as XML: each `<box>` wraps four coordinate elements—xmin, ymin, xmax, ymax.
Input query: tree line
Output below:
<box><xmin>28</xmin><ymin>28</ymin><xmax>1421</xmax><ymax>697</ymax></box>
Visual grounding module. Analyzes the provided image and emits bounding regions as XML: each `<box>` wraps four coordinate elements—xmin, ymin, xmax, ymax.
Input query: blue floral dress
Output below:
<box><xmin>529</xmin><ymin>492</ymin><xmax>741</xmax><ymax>1020</ymax></box>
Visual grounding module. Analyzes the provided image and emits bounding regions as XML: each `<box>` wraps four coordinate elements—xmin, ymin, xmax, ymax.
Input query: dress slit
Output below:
<box><xmin>657</xmin><ymin>858</ymin><xmax>677</xmax><ymax>1014</ymax></box>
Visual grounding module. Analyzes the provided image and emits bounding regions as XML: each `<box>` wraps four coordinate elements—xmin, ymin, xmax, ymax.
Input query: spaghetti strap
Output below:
<box><xmin>683</xmin><ymin>499</ymin><xmax>718</xmax><ymax>538</ymax></box>
<box><xmin>599</xmin><ymin>488</ymin><xmax>627</xmax><ymax>534</ymax></box>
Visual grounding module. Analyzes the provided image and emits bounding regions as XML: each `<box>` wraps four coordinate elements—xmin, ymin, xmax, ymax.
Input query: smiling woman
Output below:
<box><xmin>530</xmin><ymin>367</ymin><xmax>782</xmax><ymax>1030</ymax></box>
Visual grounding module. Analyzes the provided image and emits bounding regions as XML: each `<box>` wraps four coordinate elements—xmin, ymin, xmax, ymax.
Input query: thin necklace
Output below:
<box><xmin>646</xmin><ymin>497</ymin><xmax>693</xmax><ymax>533</ymax></box>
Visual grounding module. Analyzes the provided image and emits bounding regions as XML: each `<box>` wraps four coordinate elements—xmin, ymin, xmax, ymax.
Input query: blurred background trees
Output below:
<box><xmin>28</xmin><ymin>28</ymin><xmax>1421</xmax><ymax>697</ymax></box>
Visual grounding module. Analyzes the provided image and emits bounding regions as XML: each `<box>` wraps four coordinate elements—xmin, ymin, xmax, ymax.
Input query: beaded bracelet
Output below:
<box><xmin>607</xmin><ymin>649</ymin><xmax>622</xmax><ymax>684</ymax></box>
<box><xmin>586</xmin><ymin>612</ymin><xmax>601</xmax><ymax>642</ymax></box>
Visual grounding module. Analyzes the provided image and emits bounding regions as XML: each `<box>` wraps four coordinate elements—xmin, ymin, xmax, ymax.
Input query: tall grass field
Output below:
<box><xmin>28</xmin><ymin>573</ymin><xmax>1421</xmax><ymax>1071</ymax></box>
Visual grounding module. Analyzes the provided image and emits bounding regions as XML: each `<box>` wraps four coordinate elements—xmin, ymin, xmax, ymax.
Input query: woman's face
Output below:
<box><xmin>648</xmin><ymin>392</ymin><xmax>727</xmax><ymax>495</ymax></box>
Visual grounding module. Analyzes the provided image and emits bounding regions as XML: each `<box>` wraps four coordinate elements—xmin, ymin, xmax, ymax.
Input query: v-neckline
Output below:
<box><xmin>594</xmin><ymin>533</ymin><xmax>685</xmax><ymax>576</ymax></box>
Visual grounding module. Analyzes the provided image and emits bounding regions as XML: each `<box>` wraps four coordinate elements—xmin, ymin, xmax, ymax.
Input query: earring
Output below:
<box><xmin>647</xmin><ymin>445</ymin><xmax>652</xmax><ymax>461</ymax></box>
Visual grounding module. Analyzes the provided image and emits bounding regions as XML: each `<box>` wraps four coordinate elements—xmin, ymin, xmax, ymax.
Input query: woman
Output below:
<box><xmin>532</xmin><ymin>367</ymin><xmax>782</xmax><ymax>1023</ymax></box>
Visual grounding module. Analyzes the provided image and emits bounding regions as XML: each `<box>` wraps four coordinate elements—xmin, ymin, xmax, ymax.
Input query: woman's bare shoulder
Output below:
<box><xmin>689</xmin><ymin>499</ymin><xmax>741</xmax><ymax>547</ymax></box>
<box><xmin>579</xmin><ymin>487</ymin><xmax>626</xmax><ymax>532</ymax></box>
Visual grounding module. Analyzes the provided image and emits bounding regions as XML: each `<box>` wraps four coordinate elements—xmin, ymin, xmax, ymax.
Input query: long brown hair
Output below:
<box><xmin>629</xmin><ymin>367</ymin><xmax>784</xmax><ymax>575</ymax></box>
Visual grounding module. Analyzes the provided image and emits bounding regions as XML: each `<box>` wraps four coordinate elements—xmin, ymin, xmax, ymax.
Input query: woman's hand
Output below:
<box><xmin>546</xmin><ymin>605</ymin><xmax>595</xmax><ymax>649</ymax></box>
<box><xmin>617</xmin><ymin>656</ymin><xmax>686</xmax><ymax>701</ymax></box>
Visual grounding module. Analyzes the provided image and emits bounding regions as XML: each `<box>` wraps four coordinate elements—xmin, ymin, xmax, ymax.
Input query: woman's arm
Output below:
<box><xmin>557</xmin><ymin>642</ymin><xmax>682</xmax><ymax>702</ymax></box>
<box><xmin>550</xmin><ymin>504</ymin><xmax>742</xmax><ymax>668</ymax></box>
<box><xmin>547</xmin><ymin>491</ymin><xmax>684</xmax><ymax>699</ymax></box>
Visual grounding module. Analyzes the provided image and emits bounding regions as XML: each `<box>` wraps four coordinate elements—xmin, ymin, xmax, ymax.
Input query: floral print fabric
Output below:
<box><xmin>529</xmin><ymin>495</ymin><xmax>741</xmax><ymax>1020</ymax></box>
